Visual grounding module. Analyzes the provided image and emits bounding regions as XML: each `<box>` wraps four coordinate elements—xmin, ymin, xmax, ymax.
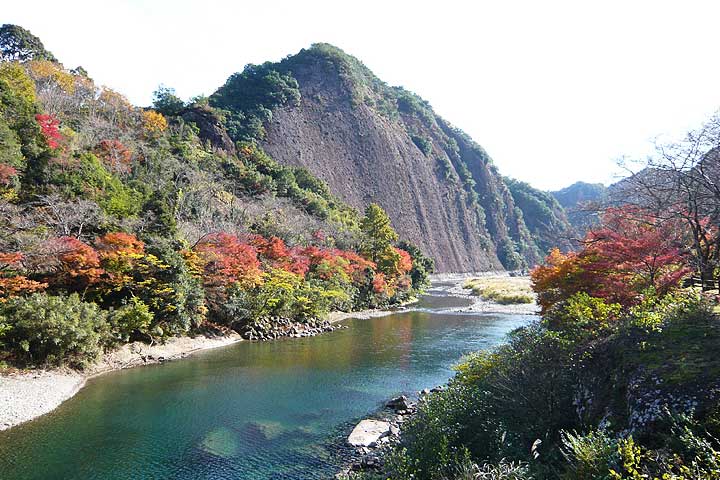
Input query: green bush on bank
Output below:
<box><xmin>0</xmin><ymin>293</ymin><xmax>109</xmax><ymax>368</ymax></box>
<box><xmin>385</xmin><ymin>291</ymin><xmax>720</xmax><ymax>480</ymax></box>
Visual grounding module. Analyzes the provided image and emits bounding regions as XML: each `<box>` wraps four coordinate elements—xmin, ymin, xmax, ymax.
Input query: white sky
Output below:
<box><xmin>5</xmin><ymin>0</ymin><xmax>720</xmax><ymax>190</ymax></box>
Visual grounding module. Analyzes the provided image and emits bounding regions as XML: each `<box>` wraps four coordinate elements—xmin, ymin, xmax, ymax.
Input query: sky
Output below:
<box><xmin>5</xmin><ymin>0</ymin><xmax>720</xmax><ymax>190</ymax></box>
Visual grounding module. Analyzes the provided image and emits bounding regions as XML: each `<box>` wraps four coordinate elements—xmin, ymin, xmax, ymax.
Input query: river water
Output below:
<box><xmin>0</xmin><ymin>283</ymin><xmax>533</xmax><ymax>480</ymax></box>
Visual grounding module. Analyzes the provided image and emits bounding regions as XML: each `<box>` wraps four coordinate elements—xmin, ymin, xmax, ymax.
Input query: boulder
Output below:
<box><xmin>347</xmin><ymin>419</ymin><xmax>390</xmax><ymax>447</ymax></box>
<box><xmin>386</xmin><ymin>395</ymin><xmax>411</xmax><ymax>411</ymax></box>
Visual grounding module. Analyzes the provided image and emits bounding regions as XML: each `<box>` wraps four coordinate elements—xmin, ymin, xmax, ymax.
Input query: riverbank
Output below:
<box><xmin>0</xmin><ymin>332</ymin><xmax>243</xmax><ymax>431</ymax></box>
<box><xmin>0</xmin><ymin>278</ymin><xmax>531</xmax><ymax>433</ymax></box>
<box><xmin>0</xmin><ymin>301</ymin><xmax>417</xmax><ymax>432</ymax></box>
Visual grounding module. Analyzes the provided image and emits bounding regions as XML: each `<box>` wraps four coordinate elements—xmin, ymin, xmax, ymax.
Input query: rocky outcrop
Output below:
<box><xmin>238</xmin><ymin>318</ymin><xmax>344</xmax><ymax>341</ymax></box>
<box><xmin>253</xmin><ymin>45</ymin><xmax>559</xmax><ymax>272</ymax></box>
<box><xmin>181</xmin><ymin>106</ymin><xmax>236</xmax><ymax>155</ymax></box>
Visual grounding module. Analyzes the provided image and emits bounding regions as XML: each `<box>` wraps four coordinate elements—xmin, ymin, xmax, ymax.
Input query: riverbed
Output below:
<box><xmin>0</xmin><ymin>283</ymin><xmax>534</xmax><ymax>480</ymax></box>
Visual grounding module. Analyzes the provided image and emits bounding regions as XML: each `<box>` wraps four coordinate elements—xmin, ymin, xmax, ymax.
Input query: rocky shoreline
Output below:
<box><xmin>239</xmin><ymin>318</ymin><xmax>347</xmax><ymax>341</ymax></box>
<box><xmin>337</xmin><ymin>387</ymin><xmax>445</xmax><ymax>478</ymax></box>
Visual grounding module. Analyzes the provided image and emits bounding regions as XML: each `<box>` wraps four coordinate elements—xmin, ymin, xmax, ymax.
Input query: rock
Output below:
<box><xmin>420</xmin><ymin>388</ymin><xmax>430</xmax><ymax>395</ymax></box>
<box><xmin>389</xmin><ymin>424</ymin><xmax>400</xmax><ymax>436</ymax></box>
<box><xmin>181</xmin><ymin>106</ymin><xmax>236</xmax><ymax>155</ymax></box>
<box><xmin>347</xmin><ymin>419</ymin><xmax>391</xmax><ymax>447</ymax></box>
<box><xmin>387</xmin><ymin>395</ymin><xmax>411</xmax><ymax>411</ymax></box>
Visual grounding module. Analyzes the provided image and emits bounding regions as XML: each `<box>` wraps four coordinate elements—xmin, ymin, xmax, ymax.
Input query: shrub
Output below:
<box><xmin>561</xmin><ymin>430</ymin><xmax>620</xmax><ymax>480</ymax></box>
<box><xmin>108</xmin><ymin>297</ymin><xmax>153</xmax><ymax>343</ymax></box>
<box><xmin>411</xmin><ymin>134</ymin><xmax>432</xmax><ymax>156</ymax></box>
<box><xmin>0</xmin><ymin>293</ymin><xmax>109</xmax><ymax>367</ymax></box>
<box><xmin>544</xmin><ymin>292</ymin><xmax>622</xmax><ymax>339</ymax></box>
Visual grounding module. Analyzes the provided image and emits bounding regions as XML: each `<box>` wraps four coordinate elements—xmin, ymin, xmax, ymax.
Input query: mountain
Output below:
<box><xmin>551</xmin><ymin>181</ymin><xmax>608</xmax><ymax>231</ymax></box>
<box><xmin>209</xmin><ymin>44</ymin><xmax>573</xmax><ymax>271</ymax></box>
<box><xmin>505</xmin><ymin>178</ymin><xmax>576</xmax><ymax>253</ymax></box>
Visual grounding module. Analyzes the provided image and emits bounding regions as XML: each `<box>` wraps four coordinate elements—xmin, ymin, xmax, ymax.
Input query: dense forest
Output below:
<box><xmin>0</xmin><ymin>24</ymin><xmax>434</xmax><ymax>368</ymax></box>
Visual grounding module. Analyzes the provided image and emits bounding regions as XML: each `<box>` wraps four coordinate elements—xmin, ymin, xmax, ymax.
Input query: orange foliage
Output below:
<box><xmin>43</xmin><ymin>237</ymin><xmax>103</xmax><ymax>290</ymax></box>
<box><xmin>194</xmin><ymin>233</ymin><xmax>262</xmax><ymax>289</ymax></box>
<box><xmin>95</xmin><ymin>232</ymin><xmax>145</xmax><ymax>287</ymax></box>
<box><xmin>532</xmin><ymin>208</ymin><xmax>690</xmax><ymax>312</ymax></box>
<box><xmin>95</xmin><ymin>139</ymin><xmax>132</xmax><ymax>174</ymax></box>
<box><xmin>0</xmin><ymin>251</ymin><xmax>46</xmax><ymax>300</ymax></box>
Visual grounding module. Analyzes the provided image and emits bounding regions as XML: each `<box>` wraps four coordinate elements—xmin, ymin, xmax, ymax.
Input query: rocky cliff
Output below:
<box><xmin>212</xmin><ymin>44</ymin><xmax>573</xmax><ymax>272</ymax></box>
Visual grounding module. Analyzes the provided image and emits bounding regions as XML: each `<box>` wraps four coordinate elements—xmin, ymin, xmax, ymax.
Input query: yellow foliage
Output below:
<box><xmin>28</xmin><ymin>60</ymin><xmax>76</xmax><ymax>94</ymax></box>
<box><xmin>98</xmin><ymin>87</ymin><xmax>132</xmax><ymax>110</ymax></box>
<box><xmin>143</xmin><ymin>110</ymin><xmax>168</xmax><ymax>135</ymax></box>
<box><xmin>0</xmin><ymin>62</ymin><xmax>37</xmax><ymax>105</ymax></box>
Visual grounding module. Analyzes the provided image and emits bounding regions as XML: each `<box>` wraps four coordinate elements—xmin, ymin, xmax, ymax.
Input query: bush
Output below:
<box><xmin>219</xmin><ymin>269</ymin><xmax>349</xmax><ymax>327</ymax></box>
<box><xmin>0</xmin><ymin>293</ymin><xmax>109</xmax><ymax>367</ymax></box>
<box><xmin>545</xmin><ymin>292</ymin><xmax>622</xmax><ymax>339</ymax></box>
<box><xmin>108</xmin><ymin>297</ymin><xmax>154</xmax><ymax>343</ymax></box>
<box><xmin>411</xmin><ymin>134</ymin><xmax>432</xmax><ymax>156</ymax></box>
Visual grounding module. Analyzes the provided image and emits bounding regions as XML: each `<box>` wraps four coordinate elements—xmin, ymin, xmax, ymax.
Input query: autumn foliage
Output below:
<box><xmin>195</xmin><ymin>232</ymin><xmax>263</xmax><ymax>290</ymax></box>
<box><xmin>35</xmin><ymin>113</ymin><xmax>62</xmax><ymax>149</ymax></box>
<box><xmin>0</xmin><ymin>252</ymin><xmax>47</xmax><ymax>300</ymax></box>
<box><xmin>532</xmin><ymin>207</ymin><xmax>690</xmax><ymax>313</ymax></box>
<box><xmin>0</xmin><ymin>164</ymin><xmax>18</xmax><ymax>186</ymax></box>
<box><xmin>95</xmin><ymin>139</ymin><xmax>132</xmax><ymax>175</ymax></box>
<box><xmin>40</xmin><ymin>236</ymin><xmax>102</xmax><ymax>290</ymax></box>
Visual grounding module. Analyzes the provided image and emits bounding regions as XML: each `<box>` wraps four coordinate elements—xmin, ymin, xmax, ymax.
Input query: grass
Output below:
<box><xmin>462</xmin><ymin>276</ymin><xmax>535</xmax><ymax>305</ymax></box>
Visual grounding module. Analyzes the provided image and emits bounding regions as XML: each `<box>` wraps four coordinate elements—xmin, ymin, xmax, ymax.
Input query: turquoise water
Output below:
<box><xmin>0</xmin><ymin>286</ymin><xmax>532</xmax><ymax>479</ymax></box>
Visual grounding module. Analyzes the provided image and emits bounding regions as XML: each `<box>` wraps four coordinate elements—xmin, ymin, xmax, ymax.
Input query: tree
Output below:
<box><xmin>584</xmin><ymin>207</ymin><xmax>689</xmax><ymax>298</ymax></box>
<box><xmin>360</xmin><ymin>203</ymin><xmax>398</xmax><ymax>264</ymax></box>
<box><xmin>95</xmin><ymin>139</ymin><xmax>132</xmax><ymax>175</ymax></box>
<box><xmin>142</xmin><ymin>110</ymin><xmax>168</xmax><ymax>135</ymax></box>
<box><xmin>35</xmin><ymin>113</ymin><xmax>62</xmax><ymax>149</ymax></box>
<box><xmin>152</xmin><ymin>86</ymin><xmax>185</xmax><ymax>116</ymax></box>
<box><xmin>531</xmin><ymin>207</ymin><xmax>689</xmax><ymax>312</ymax></box>
<box><xmin>38</xmin><ymin>236</ymin><xmax>103</xmax><ymax>291</ymax></box>
<box><xmin>622</xmin><ymin>112</ymin><xmax>720</xmax><ymax>291</ymax></box>
<box><xmin>0</xmin><ymin>292</ymin><xmax>108</xmax><ymax>367</ymax></box>
<box><xmin>95</xmin><ymin>232</ymin><xmax>146</xmax><ymax>289</ymax></box>
<box><xmin>0</xmin><ymin>252</ymin><xmax>47</xmax><ymax>300</ymax></box>
<box><xmin>193</xmin><ymin>233</ymin><xmax>263</xmax><ymax>313</ymax></box>
<box><xmin>0</xmin><ymin>24</ymin><xmax>56</xmax><ymax>62</ymax></box>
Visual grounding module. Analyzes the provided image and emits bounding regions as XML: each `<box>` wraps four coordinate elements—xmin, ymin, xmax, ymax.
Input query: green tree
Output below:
<box><xmin>360</xmin><ymin>203</ymin><xmax>398</xmax><ymax>264</ymax></box>
<box><xmin>0</xmin><ymin>293</ymin><xmax>109</xmax><ymax>367</ymax></box>
<box><xmin>152</xmin><ymin>85</ymin><xmax>185</xmax><ymax>116</ymax></box>
<box><xmin>0</xmin><ymin>24</ymin><xmax>57</xmax><ymax>62</ymax></box>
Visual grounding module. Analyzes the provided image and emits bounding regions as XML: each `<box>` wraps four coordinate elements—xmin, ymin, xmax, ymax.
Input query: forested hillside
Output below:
<box><xmin>0</xmin><ymin>25</ymin><xmax>432</xmax><ymax>367</ymax></box>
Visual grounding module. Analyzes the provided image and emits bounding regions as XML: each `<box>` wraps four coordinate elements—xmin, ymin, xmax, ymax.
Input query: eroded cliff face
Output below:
<box><xmin>216</xmin><ymin>44</ymin><xmax>569</xmax><ymax>272</ymax></box>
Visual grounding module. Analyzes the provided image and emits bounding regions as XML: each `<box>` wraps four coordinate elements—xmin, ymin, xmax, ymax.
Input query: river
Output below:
<box><xmin>0</xmin><ymin>282</ymin><xmax>533</xmax><ymax>479</ymax></box>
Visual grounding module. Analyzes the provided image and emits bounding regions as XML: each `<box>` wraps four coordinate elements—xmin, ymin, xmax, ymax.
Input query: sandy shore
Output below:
<box><xmin>0</xmin><ymin>332</ymin><xmax>242</xmax><ymax>431</ymax></box>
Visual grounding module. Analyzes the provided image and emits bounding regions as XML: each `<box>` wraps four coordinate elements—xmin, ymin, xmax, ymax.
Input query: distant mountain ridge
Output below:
<box><xmin>551</xmin><ymin>181</ymin><xmax>608</xmax><ymax>231</ymax></box>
